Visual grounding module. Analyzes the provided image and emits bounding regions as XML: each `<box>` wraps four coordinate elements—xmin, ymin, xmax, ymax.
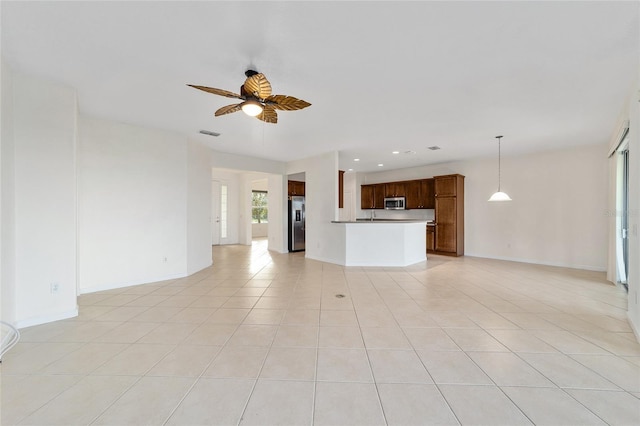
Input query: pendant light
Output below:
<box><xmin>488</xmin><ymin>135</ymin><xmax>512</xmax><ymax>201</ymax></box>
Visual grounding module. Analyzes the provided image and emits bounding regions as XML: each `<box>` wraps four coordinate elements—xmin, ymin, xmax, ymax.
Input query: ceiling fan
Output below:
<box><xmin>188</xmin><ymin>70</ymin><xmax>311</xmax><ymax>124</ymax></box>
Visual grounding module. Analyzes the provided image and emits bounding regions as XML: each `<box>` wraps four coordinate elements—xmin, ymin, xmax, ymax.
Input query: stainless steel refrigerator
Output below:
<box><xmin>288</xmin><ymin>196</ymin><xmax>305</xmax><ymax>252</ymax></box>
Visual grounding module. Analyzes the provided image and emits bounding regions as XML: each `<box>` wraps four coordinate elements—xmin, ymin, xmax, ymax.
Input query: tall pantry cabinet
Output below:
<box><xmin>434</xmin><ymin>174</ymin><xmax>464</xmax><ymax>256</ymax></box>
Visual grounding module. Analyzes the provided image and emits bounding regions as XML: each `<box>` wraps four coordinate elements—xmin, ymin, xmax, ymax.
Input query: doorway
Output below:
<box><xmin>211</xmin><ymin>180</ymin><xmax>228</xmax><ymax>246</ymax></box>
<box><xmin>616</xmin><ymin>135</ymin><xmax>630</xmax><ymax>289</ymax></box>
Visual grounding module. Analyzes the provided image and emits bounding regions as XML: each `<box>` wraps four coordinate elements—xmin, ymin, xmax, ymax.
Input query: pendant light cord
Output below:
<box><xmin>496</xmin><ymin>135</ymin><xmax>503</xmax><ymax>192</ymax></box>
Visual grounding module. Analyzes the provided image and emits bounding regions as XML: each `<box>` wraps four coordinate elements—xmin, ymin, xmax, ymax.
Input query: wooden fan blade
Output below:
<box><xmin>187</xmin><ymin>84</ymin><xmax>244</xmax><ymax>100</ymax></box>
<box><xmin>243</xmin><ymin>73</ymin><xmax>272</xmax><ymax>99</ymax></box>
<box><xmin>256</xmin><ymin>105</ymin><xmax>277</xmax><ymax>124</ymax></box>
<box><xmin>265</xmin><ymin>95</ymin><xmax>311</xmax><ymax>111</ymax></box>
<box><xmin>215</xmin><ymin>103</ymin><xmax>242</xmax><ymax>117</ymax></box>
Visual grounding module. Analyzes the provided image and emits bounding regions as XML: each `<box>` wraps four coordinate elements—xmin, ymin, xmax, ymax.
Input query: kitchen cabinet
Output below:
<box><xmin>385</xmin><ymin>181</ymin><xmax>406</xmax><ymax>198</ymax></box>
<box><xmin>288</xmin><ymin>180</ymin><xmax>305</xmax><ymax>196</ymax></box>
<box><xmin>434</xmin><ymin>174</ymin><xmax>464</xmax><ymax>256</ymax></box>
<box><xmin>406</xmin><ymin>179</ymin><xmax>435</xmax><ymax>209</ymax></box>
<box><xmin>426</xmin><ymin>225</ymin><xmax>435</xmax><ymax>253</ymax></box>
<box><xmin>361</xmin><ymin>183</ymin><xmax>385</xmax><ymax>209</ymax></box>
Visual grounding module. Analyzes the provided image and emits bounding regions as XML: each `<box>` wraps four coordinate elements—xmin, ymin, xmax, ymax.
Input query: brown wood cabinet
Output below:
<box><xmin>426</xmin><ymin>225</ymin><xmax>435</xmax><ymax>252</ymax></box>
<box><xmin>406</xmin><ymin>179</ymin><xmax>435</xmax><ymax>209</ymax></box>
<box><xmin>385</xmin><ymin>182</ymin><xmax>406</xmax><ymax>198</ymax></box>
<box><xmin>433</xmin><ymin>174</ymin><xmax>464</xmax><ymax>256</ymax></box>
<box><xmin>288</xmin><ymin>180</ymin><xmax>305</xmax><ymax>196</ymax></box>
<box><xmin>361</xmin><ymin>183</ymin><xmax>385</xmax><ymax>209</ymax></box>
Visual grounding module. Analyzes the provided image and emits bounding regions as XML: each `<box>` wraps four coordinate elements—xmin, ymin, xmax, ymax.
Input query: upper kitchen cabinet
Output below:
<box><xmin>288</xmin><ymin>180</ymin><xmax>305</xmax><ymax>196</ymax></box>
<box><xmin>385</xmin><ymin>182</ymin><xmax>406</xmax><ymax>198</ymax></box>
<box><xmin>361</xmin><ymin>183</ymin><xmax>385</xmax><ymax>209</ymax></box>
<box><xmin>434</xmin><ymin>174</ymin><xmax>464</xmax><ymax>256</ymax></box>
<box><xmin>406</xmin><ymin>179</ymin><xmax>435</xmax><ymax>209</ymax></box>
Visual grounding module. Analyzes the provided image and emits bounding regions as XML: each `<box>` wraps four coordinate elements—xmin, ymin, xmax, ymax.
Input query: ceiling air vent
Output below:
<box><xmin>427</xmin><ymin>146</ymin><xmax>441</xmax><ymax>150</ymax></box>
<box><xmin>199</xmin><ymin>130</ymin><xmax>221</xmax><ymax>137</ymax></box>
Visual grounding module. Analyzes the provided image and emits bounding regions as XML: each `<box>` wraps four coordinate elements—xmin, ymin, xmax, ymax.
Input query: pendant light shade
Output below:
<box><xmin>489</xmin><ymin>135</ymin><xmax>512</xmax><ymax>201</ymax></box>
<box><xmin>240</xmin><ymin>100</ymin><xmax>263</xmax><ymax>117</ymax></box>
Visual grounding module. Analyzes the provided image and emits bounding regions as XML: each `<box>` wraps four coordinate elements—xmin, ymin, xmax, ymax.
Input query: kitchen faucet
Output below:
<box><xmin>370</xmin><ymin>210</ymin><xmax>376</xmax><ymax>221</ymax></box>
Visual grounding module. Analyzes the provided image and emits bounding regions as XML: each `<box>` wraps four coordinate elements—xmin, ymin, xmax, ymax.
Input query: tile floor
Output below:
<box><xmin>2</xmin><ymin>240</ymin><xmax>640</xmax><ymax>425</ymax></box>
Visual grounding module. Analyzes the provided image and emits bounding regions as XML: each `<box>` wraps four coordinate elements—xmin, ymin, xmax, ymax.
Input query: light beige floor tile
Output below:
<box><xmin>124</xmin><ymin>294</ymin><xmax>169</xmax><ymax>307</ymax></box>
<box><xmin>205</xmin><ymin>308</ymin><xmax>250</xmax><ymax>324</ymax></box>
<box><xmin>166</xmin><ymin>378</ymin><xmax>254</xmax><ymax>425</ymax></box>
<box><xmin>137</xmin><ymin>322</ymin><xmax>198</xmax><ymax>344</ymax></box>
<box><xmin>392</xmin><ymin>309</ymin><xmax>439</xmax><ymax>328</ymax></box>
<box><xmin>404</xmin><ymin>328</ymin><xmax>460</xmax><ymax>351</ymax></box>
<box><xmin>260</xmin><ymin>347</ymin><xmax>316</xmax><ymax>380</ymax></box>
<box><xmin>320</xmin><ymin>309</ymin><xmax>358</xmax><ymax>326</ymax></box>
<box><xmin>487</xmin><ymin>329</ymin><xmax>559</xmax><ymax>353</ymax></box>
<box><xmin>240</xmin><ymin>379</ymin><xmax>314</xmax><ymax>425</ymax></box>
<box><xmin>187</xmin><ymin>295</ymin><xmax>229</xmax><ymax>308</ymax></box>
<box><xmin>318</xmin><ymin>326</ymin><xmax>365</xmax><ymax>348</ymax></box>
<box><xmin>49</xmin><ymin>321</ymin><xmax>123</xmax><ymax>343</ymax></box>
<box><xmin>254</xmin><ymin>297</ymin><xmax>291</xmax><ymax>309</ymax></box>
<box><xmin>444</xmin><ymin>328</ymin><xmax>509</xmax><ymax>352</ymax></box>
<box><xmin>355</xmin><ymin>308</ymin><xmax>397</xmax><ymax>326</ymax></box>
<box><xmin>156</xmin><ymin>294</ymin><xmax>200</xmax><ymax>308</ymax></box>
<box><xmin>175</xmin><ymin>286</ymin><xmax>212</xmax><ymax>296</ymax></box>
<box><xmin>92</xmin><ymin>343</ymin><xmax>174</xmax><ymax>376</ymax></box>
<box><xmin>533</xmin><ymin>330</ymin><xmax>610</xmax><ymax>354</ymax></box>
<box><xmin>242</xmin><ymin>309</ymin><xmax>285</xmax><ymax>325</ymax></box>
<box><xmin>464</xmin><ymin>311</ymin><xmax>519</xmax><ymax>329</ymax></box>
<box><xmin>19</xmin><ymin>375</ymin><xmax>137</xmax><ymax>425</ymax></box>
<box><xmin>439</xmin><ymin>385</ymin><xmax>532</xmax><ymax>425</ymax></box>
<box><xmin>92</xmin><ymin>321</ymin><xmax>159</xmax><ymax>343</ymax></box>
<box><xmin>95</xmin><ymin>306</ymin><xmax>150</xmax><ymax>322</ymax></box>
<box><xmin>0</xmin><ymin>374</ymin><xmax>83</xmax><ymax>425</ymax></box>
<box><xmin>222</xmin><ymin>296</ymin><xmax>260</xmax><ymax>309</ymax></box>
<box><xmin>1</xmin><ymin>342</ymin><xmax>83</xmax><ymax>375</ymax></box>
<box><xmin>361</xmin><ymin>327</ymin><xmax>412</xmax><ymax>349</ymax></box>
<box><xmin>203</xmin><ymin>345</ymin><xmax>268</xmax><ymax>378</ymax></box>
<box><xmin>183</xmin><ymin>323</ymin><xmax>237</xmax><ymax>345</ymax></box>
<box><xmin>417</xmin><ymin>350</ymin><xmax>492</xmax><ymax>385</ymax></box>
<box><xmin>576</xmin><ymin>329</ymin><xmax>640</xmax><ymax>356</ymax></box>
<box><xmin>428</xmin><ymin>311</ymin><xmax>480</xmax><ymax>328</ymax></box>
<box><xmin>207</xmin><ymin>287</ymin><xmax>237</xmax><ymax>296</ymax></box>
<box><xmin>166</xmin><ymin>307</ymin><xmax>214</xmax><ymax>323</ymax></box>
<box><xmin>377</xmin><ymin>383</ymin><xmax>459</xmax><ymax>425</ymax></box>
<box><xmin>468</xmin><ymin>352</ymin><xmax>555</xmax><ymax>387</ymax></box>
<box><xmin>316</xmin><ymin>348</ymin><xmax>373</xmax><ymax>382</ymax></box>
<box><xmin>42</xmin><ymin>343</ymin><xmax>128</xmax><ymax>375</ymax></box>
<box><xmin>93</xmin><ymin>294</ymin><xmax>142</xmax><ymax>307</ymax></box>
<box><xmin>92</xmin><ymin>376</ymin><xmax>195</xmax><ymax>425</ymax></box>
<box><xmin>368</xmin><ymin>349</ymin><xmax>432</xmax><ymax>383</ymax></box>
<box><xmin>314</xmin><ymin>382</ymin><xmax>385</xmax><ymax>426</ymax></box>
<box><xmin>282</xmin><ymin>309</ymin><xmax>320</xmax><ymax>325</ymax></box>
<box><xmin>128</xmin><ymin>306</ymin><xmax>183</xmax><ymax>322</ymax></box>
<box><xmin>146</xmin><ymin>344</ymin><xmax>220</xmax><ymax>377</ymax></box>
<box><xmin>501</xmin><ymin>386</ymin><xmax>606</xmax><ymax>425</ymax></box>
<box><xmin>227</xmin><ymin>325</ymin><xmax>278</xmax><ymax>346</ymax></box>
<box><xmin>499</xmin><ymin>312</ymin><xmax>562</xmax><ymax>330</ymax></box>
<box><xmin>272</xmin><ymin>325</ymin><xmax>319</xmax><ymax>347</ymax></box>
<box><xmin>570</xmin><ymin>354</ymin><xmax>640</xmax><ymax>392</ymax></box>
<box><xmin>565</xmin><ymin>389</ymin><xmax>640</xmax><ymax>425</ymax></box>
<box><xmin>519</xmin><ymin>353</ymin><xmax>621</xmax><ymax>390</ymax></box>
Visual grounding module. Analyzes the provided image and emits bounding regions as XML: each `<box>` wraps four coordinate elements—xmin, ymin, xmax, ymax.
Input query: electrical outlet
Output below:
<box><xmin>163</xmin><ymin>257</ymin><xmax>168</xmax><ymax>263</ymax></box>
<box><xmin>50</xmin><ymin>282</ymin><xmax>60</xmax><ymax>294</ymax></box>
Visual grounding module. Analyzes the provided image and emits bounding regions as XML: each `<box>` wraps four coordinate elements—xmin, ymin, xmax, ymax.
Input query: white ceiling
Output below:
<box><xmin>2</xmin><ymin>1</ymin><xmax>638</xmax><ymax>172</ymax></box>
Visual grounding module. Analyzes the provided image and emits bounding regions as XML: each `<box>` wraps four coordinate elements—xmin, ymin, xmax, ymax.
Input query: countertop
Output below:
<box><xmin>332</xmin><ymin>219</ymin><xmax>431</xmax><ymax>224</ymax></box>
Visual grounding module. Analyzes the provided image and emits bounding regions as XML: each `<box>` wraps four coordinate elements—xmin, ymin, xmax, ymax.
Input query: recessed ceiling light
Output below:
<box><xmin>378</xmin><ymin>163</ymin><xmax>384</xmax><ymax>167</ymax></box>
<box><xmin>427</xmin><ymin>146</ymin><xmax>441</xmax><ymax>150</ymax></box>
<box><xmin>199</xmin><ymin>130</ymin><xmax>221</xmax><ymax>137</ymax></box>
<box><xmin>348</xmin><ymin>168</ymin><xmax>353</xmax><ymax>172</ymax></box>
<box><xmin>392</xmin><ymin>151</ymin><xmax>400</xmax><ymax>154</ymax></box>
<box><xmin>353</xmin><ymin>158</ymin><xmax>360</xmax><ymax>162</ymax></box>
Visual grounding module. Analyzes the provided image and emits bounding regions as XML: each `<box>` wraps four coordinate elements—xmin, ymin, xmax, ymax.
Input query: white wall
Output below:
<box><xmin>10</xmin><ymin>70</ymin><xmax>78</xmax><ymax>327</ymax></box>
<box><xmin>187</xmin><ymin>139</ymin><xmax>213</xmax><ymax>274</ymax></box>
<box><xmin>359</xmin><ymin>144</ymin><xmax>609</xmax><ymax>271</ymax></box>
<box><xmin>1</xmin><ymin>59</ymin><xmax>17</xmax><ymax>324</ymax></box>
<box><xmin>78</xmin><ymin>117</ymin><xmax>188</xmax><ymax>293</ymax></box>
<box><xmin>287</xmin><ymin>151</ymin><xmax>344</xmax><ymax>263</ymax></box>
<box><xmin>621</xmin><ymin>79</ymin><xmax>640</xmax><ymax>336</ymax></box>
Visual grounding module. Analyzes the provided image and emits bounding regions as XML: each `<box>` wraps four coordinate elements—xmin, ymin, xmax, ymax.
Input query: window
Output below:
<box><xmin>252</xmin><ymin>190</ymin><xmax>268</xmax><ymax>223</ymax></box>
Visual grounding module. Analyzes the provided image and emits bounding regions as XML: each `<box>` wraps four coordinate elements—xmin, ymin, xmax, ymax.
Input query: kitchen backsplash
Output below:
<box><xmin>358</xmin><ymin>209</ymin><xmax>434</xmax><ymax>221</ymax></box>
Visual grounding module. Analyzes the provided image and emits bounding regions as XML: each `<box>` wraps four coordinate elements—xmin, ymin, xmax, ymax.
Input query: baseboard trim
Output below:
<box><xmin>16</xmin><ymin>307</ymin><xmax>78</xmax><ymax>329</ymax></box>
<box><xmin>79</xmin><ymin>272</ymin><xmax>186</xmax><ymax>295</ymax></box>
<box><xmin>465</xmin><ymin>253</ymin><xmax>606</xmax><ymax>272</ymax></box>
<box><xmin>628</xmin><ymin>312</ymin><xmax>640</xmax><ymax>343</ymax></box>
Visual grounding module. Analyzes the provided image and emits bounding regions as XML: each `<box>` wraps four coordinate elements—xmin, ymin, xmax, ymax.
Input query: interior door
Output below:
<box><xmin>211</xmin><ymin>180</ymin><xmax>221</xmax><ymax>245</ymax></box>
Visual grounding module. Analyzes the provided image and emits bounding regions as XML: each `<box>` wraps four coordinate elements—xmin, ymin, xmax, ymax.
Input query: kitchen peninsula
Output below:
<box><xmin>330</xmin><ymin>220</ymin><xmax>427</xmax><ymax>267</ymax></box>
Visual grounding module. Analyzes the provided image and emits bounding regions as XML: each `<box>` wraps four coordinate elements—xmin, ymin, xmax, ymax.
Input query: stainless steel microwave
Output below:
<box><xmin>384</xmin><ymin>197</ymin><xmax>405</xmax><ymax>210</ymax></box>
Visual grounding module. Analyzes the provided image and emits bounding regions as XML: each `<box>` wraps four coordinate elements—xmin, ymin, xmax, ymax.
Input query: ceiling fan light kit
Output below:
<box><xmin>489</xmin><ymin>135</ymin><xmax>512</xmax><ymax>202</ymax></box>
<box><xmin>188</xmin><ymin>70</ymin><xmax>311</xmax><ymax>124</ymax></box>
